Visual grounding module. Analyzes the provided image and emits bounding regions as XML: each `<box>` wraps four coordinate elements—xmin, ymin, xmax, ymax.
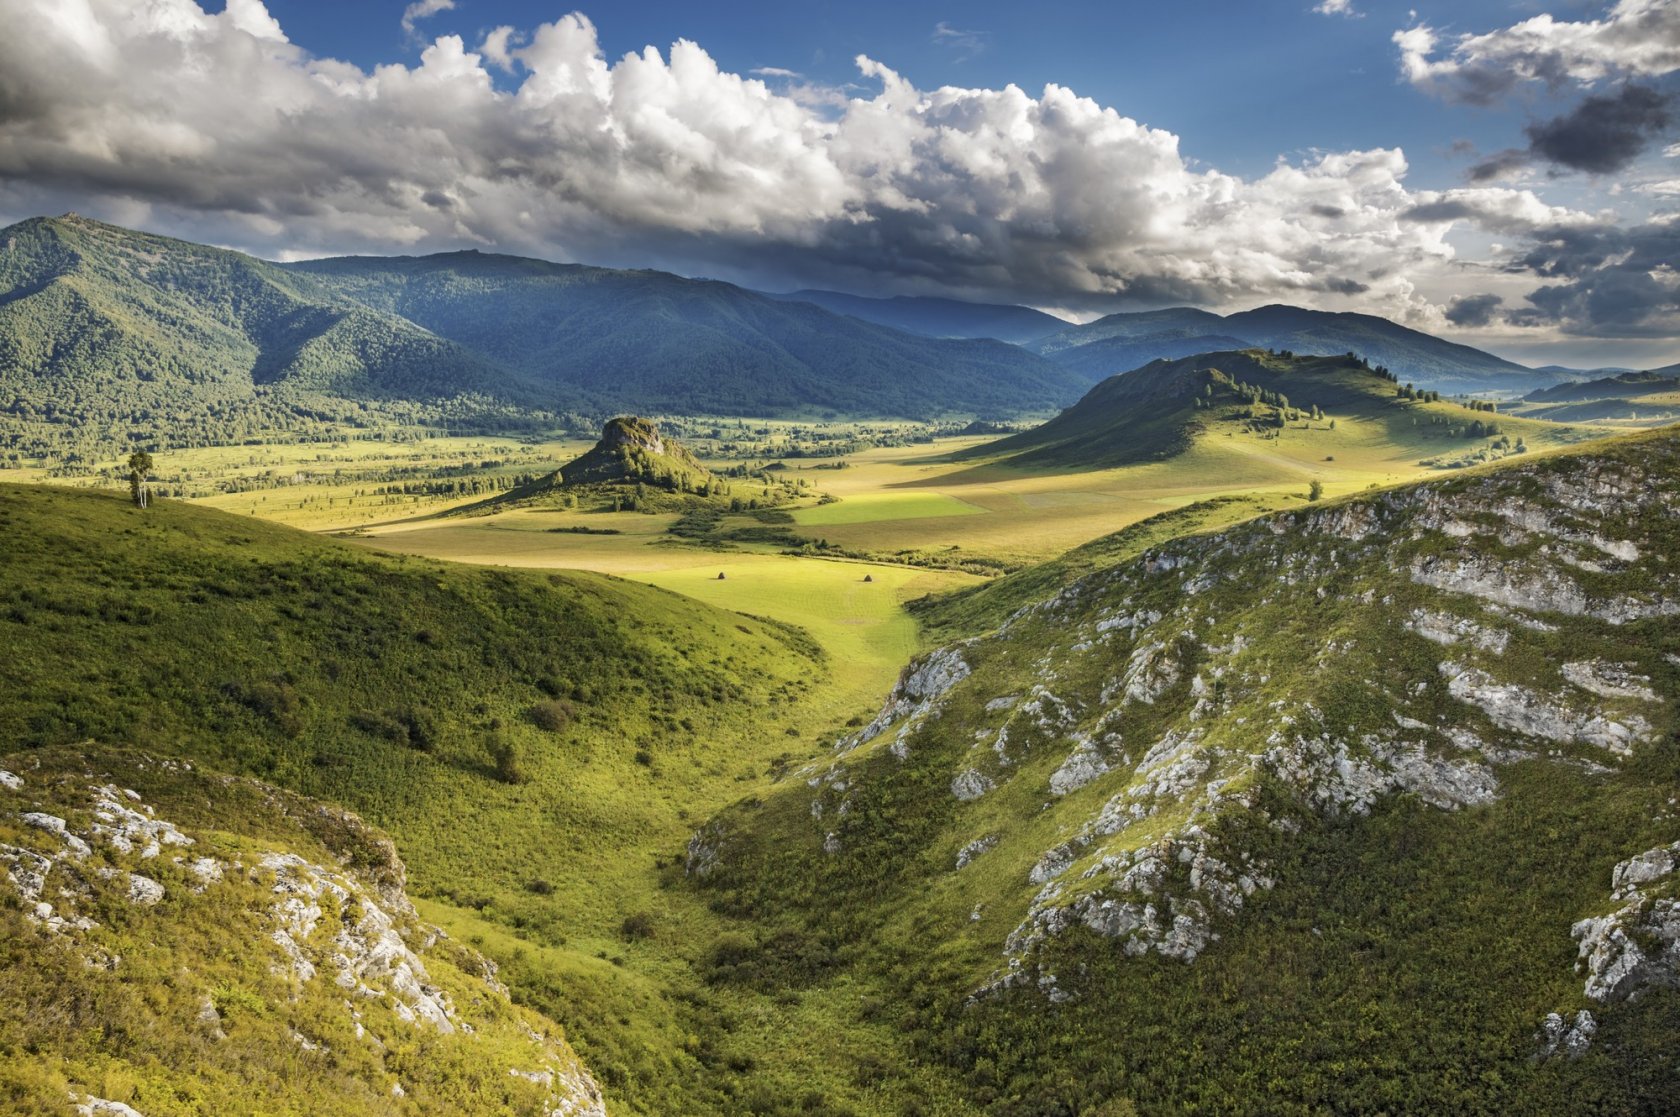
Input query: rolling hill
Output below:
<box><xmin>0</xmin><ymin>215</ymin><xmax>540</xmax><ymax>459</ymax></box>
<box><xmin>960</xmin><ymin>348</ymin><xmax>1592</xmax><ymax>472</ymax></box>
<box><xmin>689</xmin><ymin>424</ymin><xmax>1680</xmax><ymax>1115</ymax></box>
<box><xmin>286</xmin><ymin>252</ymin><xmax>1082</xmax><ymax>420</ymax></box>
<box><xmin>1509</xmin><ymin>371</ymin><xmax>1680</xmax><ymax>425</ymax></box>
<box><xmin>0</xmin><ymin>745</ymin><xmax>605</xmax><ymax>1117</ymax></box>
<box><xmin>0</xmin><ymin>216</ymin><xmax>1086</xmax><ymax>461</ymax></box>
<box><xmin>762</xmin><ymin>288</ymin><xmax>1069</xmax><ymax>345</ymax></box>
<box><xmin>0</xmin><ymin>480</ymin><xmax>855</xmax><ymax>1114</ymax></box>
<box><xmin>1034</xmin><ymin>303</ymin><xmax>1547</xmax><ymax>390</ymax></box>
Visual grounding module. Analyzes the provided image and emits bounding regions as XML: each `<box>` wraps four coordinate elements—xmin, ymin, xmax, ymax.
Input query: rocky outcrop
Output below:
<box><xmin>0</xmin><ymin>754</ymin><xmax>607</xmax><ymax>1117</ymax></box>
<box><xmin>783</xmin><ymin>438</ymin><xmax>1678</xmax><ymax>1005</ymax></box>
<box><xmin>1572</xmin><ymin>841</ymin><xmax>1680</xmax><ymax>1002</ymax></box>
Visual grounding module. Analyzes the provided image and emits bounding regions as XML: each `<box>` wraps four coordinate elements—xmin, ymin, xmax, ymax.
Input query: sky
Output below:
<box><xmin>0</xmin><ymin>1</ymin><xmax>1677</xmax><ymax>368</ymax></box>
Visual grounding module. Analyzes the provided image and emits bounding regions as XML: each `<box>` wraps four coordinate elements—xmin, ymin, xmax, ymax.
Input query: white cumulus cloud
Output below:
<box><xmin>0</xmin><ymin>0</ymin><xmax>1624</xmax><ymax>331</ymax></box>
<box><xmin>1395</xmin><ymin>0</ymin><xmax>1680</xmax><ymax>104</ymax></box>
<box><xmin>402</xmin><ymin>0</ymin><xmax>455</xmax><ymax>36</ymax></box>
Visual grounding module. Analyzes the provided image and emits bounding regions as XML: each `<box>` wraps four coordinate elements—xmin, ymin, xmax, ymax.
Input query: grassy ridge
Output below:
<box><xmin>0</xmin><ymin>745</ymin><xmax>603</xmax><ymax>1117</ymax></box>
<box><xmin>0</xmin><ymin>482</ymin><xmax>987</xmax><ymax>1114</ymax></box>
<box><xmin>690</xmin><ymin>426</ymin><xmax>1680</xmax><ymax>1114</ymax></box>
<box><xmin>963</xmin><ymin>349</ymin><xmax>1592</xmax><ymax>473</ymax></box>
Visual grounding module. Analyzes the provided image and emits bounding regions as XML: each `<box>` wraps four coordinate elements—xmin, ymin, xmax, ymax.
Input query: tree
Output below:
<box><xmin>127</xmin><ymin>450</ymin><xmax>154</xmax><ymax>508</ymax></box>
<box><xmin>1308</xmin><ymin>479</ymin><xmax>1324</xmax><ymax>502</ymax></box>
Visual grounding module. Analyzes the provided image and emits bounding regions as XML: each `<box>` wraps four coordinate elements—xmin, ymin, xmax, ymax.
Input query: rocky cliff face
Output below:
<box><xmin>0</xmin><ymin>747</ymin><xmax>606</xmax><ymax>1117</ymax></box>
<box><xmin>701</xmin><ymin>429</ymin><xmax>1679</xmax><ymax>1085</ymax></box>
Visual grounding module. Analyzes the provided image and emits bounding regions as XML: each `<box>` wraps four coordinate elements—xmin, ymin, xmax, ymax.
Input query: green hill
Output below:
<box><xmin>687</xmin><ymin>425</ymin><xmax>1680</xmax><ymax>1115</ymax></box>
<box><xmin>0</xmin><ymin>745</ymin><xmax>605</xmax><ymax>1116</ymax></box>
<box><xmin>285</xmin><ymin>251</ymin><xmax>1082</xmax><ymax>419</ymax></box>
<box><xmin>0</xmin><ymin>481</ymin><xmax>862</xmax><ymax>1112</ymax></box>
<box><xmin>0</xmin><ymin>216</ymin><xmax>542</xmax><ymax>460</ymax></box>
<box><xmin>1033</xmin><ymin>303</ymin><xmax>1546</xmax><ymax>390</ymax></box>
<box><xmin>1510</xmin><ymin>372</ymin><xmax>1680</xmax><ymax>425</ymax></box>
<box><xmin>961</xmin><ymin>348</ymin><xmax>1592</xmax><ymax>472</ymax></box>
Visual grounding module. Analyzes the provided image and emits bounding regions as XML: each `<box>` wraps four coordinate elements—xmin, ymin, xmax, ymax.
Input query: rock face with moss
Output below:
<box><xmin>0</xmin><ymin>747</ymin><xmax>606</xmax><ymax>1117</ymax></box>
<box><xmin>691</xmin><ymin>428</ymin><xmax>1680</xmax><ymax>1113</ymax></box>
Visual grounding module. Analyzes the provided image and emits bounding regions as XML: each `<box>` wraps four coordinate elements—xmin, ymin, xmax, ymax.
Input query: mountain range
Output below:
<box><xmin>0</xmin><ymin>215</ymin><xmax>1080</xmax><ymax>456</ymax></box>
<box><xmin>0</xmin><ymin>213</ymin><xmax>1652</xmax><ymax>463</ymax></box>
<box><xmin>1027</xmin><ymin>303</ymin><xmax>1545</xmax><ymax>389</ymax></box>
<box><xmin>760</xmin><ymin>288</ymin><xmax>1070</xmax><ymax>345</ymax></box>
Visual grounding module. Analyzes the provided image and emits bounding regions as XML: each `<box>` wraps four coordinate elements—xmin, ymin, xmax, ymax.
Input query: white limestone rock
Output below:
<box><xmin>1049</xmin><ymin>740</ymin><xmax>1109</xmax><ymax>797</ymax></box>
<box><xmin>1537</xmin><ymin>1010</ymin><xmax>1597</xmax><ymax>1061</ymax></box>
<box><xmin>1440</xmin><ymin>662</ymin><xmax>1650</xmax><ymax>756</ymax></box>
<box><xmin>1562</xmin><ymin>661</ymin><xmax>1659</xmax><ymax>702</ymax></box>
<box><xmin>126</xmin><ymin>873</ymin><xmax>164</xmax><ymax>906</ymax></box>
<box><xmin>1572</xmin><ymin>842</ymin><xmax>1680</xmax><ymax>1002</ymax></box>
<box><xmin>951</xmin><ymin>769</ymin><xmax>995</xmax><ymax>802</ymax></box>
<box><xmin>955</xmin><ymin>835</ymin><xmax>997</xmax><ymax>870</ymax></box>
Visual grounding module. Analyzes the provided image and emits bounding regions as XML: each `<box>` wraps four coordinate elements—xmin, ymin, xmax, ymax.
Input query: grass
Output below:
<box><xmin>792</xmin><ymin>491</ymin><xmax>986</xmax><ymax>526</ymax></box>
<box><xmin>0</xmin><ymin>745</ymin><xmax>602</xmax><ymax>1117</ymax></box>
<box><xmin>0</xmin><ymin>482</ymin><xmax>982</xmax><ymax>1114</ymax></box>
<box><xmin>4</xmin><ymin>411</ymin><xmax>1677</xmax><ymax>1114</ymax></box>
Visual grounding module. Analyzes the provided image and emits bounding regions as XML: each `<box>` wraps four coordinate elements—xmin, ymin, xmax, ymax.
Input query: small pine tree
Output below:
<box><xmin>1308</xmin><ymin>479</ymin><xmax>1324</xmax><ymax>502</ymax></box>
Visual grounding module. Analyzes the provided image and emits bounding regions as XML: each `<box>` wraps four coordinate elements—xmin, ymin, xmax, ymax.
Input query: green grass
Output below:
<box><xmin>0</xmin><ymin>482</ymin><xmax>978</xmax><ymax>1114</ymax></box>
<box><xmin>0</xmin><ymin>745</ymin><xmax>602</xmax><ymax>1117</ymax></box>
<box><xmin>792</xmin><ymin>492</ymin><xmax>986</xmax><ymax>526</ymax></box>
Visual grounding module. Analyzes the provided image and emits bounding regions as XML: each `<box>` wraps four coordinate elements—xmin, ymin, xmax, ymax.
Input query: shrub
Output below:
<box><xmin>487</xmin><ymin>730</ymin><xmax>529</xmax><ymax>784</ymax></box>
<box><xmin>527</xmin><ymin>698</ymin><xmax>575</xmax><ymax>732</ymax></box>
<box><xmin>620</xmin><ymin>912</ymin><xmax>656</xmax><ymax>941</ymax></box>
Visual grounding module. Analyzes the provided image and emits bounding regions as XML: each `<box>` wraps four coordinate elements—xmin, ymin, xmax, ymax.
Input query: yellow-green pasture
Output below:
<box><xmin>791</xmin><ymin>490</ymin><xmax>986</xmax><ymax>526</ymax></box>
<box><xmin>767</xmin><ymin>405</ymin><xmax>1607</xmax><ymax>564</ymax></box>
<box><xmin>355</xmin><ymin>509</ymin><xmax>979</xmax><ymax>719</ymax></box>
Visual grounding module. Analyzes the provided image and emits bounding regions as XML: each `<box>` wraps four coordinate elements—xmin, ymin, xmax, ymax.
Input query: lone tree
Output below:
<box><xmin>127</xmin><ymin>450</ymin><xmax>154</xmax><ymax>509</ymax></box>
<box><xmin>1308</xmin><ymin>479</ymin><xmax>1325</xmax><ymax>502</ymax></box>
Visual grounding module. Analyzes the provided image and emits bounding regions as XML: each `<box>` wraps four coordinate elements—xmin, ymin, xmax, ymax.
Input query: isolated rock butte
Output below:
<box><xmin>559</xmin><ymin>416</ymin><xmax>710</xmax><ymax>487</ymax></box>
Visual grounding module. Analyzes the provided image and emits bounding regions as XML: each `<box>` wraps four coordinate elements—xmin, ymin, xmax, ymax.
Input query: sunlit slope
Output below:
<box><xmin>0</xmin><ymin>745</ymin><xmax>605</xmax><ymax>1117</ymax></box>
<box><xmin>962</xmin><ymin>349</ymin><xmax>1598</xmax><ymax>473</ymax></box>
<box><xmin>690</xmin><ymin>425</ymin><xmax>1680</xmax><ymax>1115</ymax></box>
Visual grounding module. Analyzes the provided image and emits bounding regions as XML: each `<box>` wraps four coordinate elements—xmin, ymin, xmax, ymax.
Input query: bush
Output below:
<box><xmin>528</xmin><ymin>698</ymin><xmax>576</xmax><ymax>732</ymax></box>
<box><xmin>486</xmin><ymin>730</ymin><xmax>529</xmax><ymax>784</ymax></box>
<box><xmin>620</xmin><ymin>912</ymin><xmax>656</xmax><ymax>941</ymax></box>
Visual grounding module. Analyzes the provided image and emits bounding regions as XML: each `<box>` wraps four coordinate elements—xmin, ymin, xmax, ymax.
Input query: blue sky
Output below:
<box><xmin>271</xmin><ymin>1</ymin><xmax>1625</xmax><ymax>185</ymax></box>
<box><xmin>1</xmin><ymin>0</ymin><xmax>1676</xmax><ymax>367</ymax></box>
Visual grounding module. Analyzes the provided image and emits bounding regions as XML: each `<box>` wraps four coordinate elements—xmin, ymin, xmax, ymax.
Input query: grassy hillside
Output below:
<box><xmin>962</xmin><ymin>349</ymin><xmax>1595</xmax><ymax>473</ymax></box>
<box><xmin>687</xmin><ymin>425</ymin><xmax>1680</xmax><ymax>1115</ymax></box>
<box><xmin>479</xmin><ymin>416</ymin><xmax>768</xmax><ymax>514</ymax></box>
<box><xmin>0</xmin><ymin>482</ymin><xmax>993</xmax><ymax>1114</ymax></box>
<box><xmin>0</xmin><ymin>745</ymin><xmax>604</xmax><ymax>1116</ymax></box>
<box><xmin>0</xmin><ymin>216</ymin><xmax>543</xmax><ymax>460</ymax></box>
<box><xmin>1510</xmin><ymin>372</ymin><xmax>1680</xmax><ymax>425</ymax></box>
<box><xmin>287</xmin><ymin>252</ymin><xmax>1083</xmax><ymax>420</ymax></box>
<box><xmin>1033</xmin><ymin>303</ymin><xmax>1544</xmax><ymax>390</ymax></box>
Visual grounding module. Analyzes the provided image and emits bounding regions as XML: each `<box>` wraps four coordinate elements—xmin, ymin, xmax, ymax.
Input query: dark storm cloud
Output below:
<box><xmin>1444</xmin><ymin>293</ymin><xmax>1505</xmax><ymax>327</ymax></box>
<box><xmin>1507</xmin><ymin>219</ymin><xmax>1680</xmax><ymax>337</ymax></box>
<box><xmin>1525</xmin><ymin>85</ymin><xmax>1672</xmax><ymax>173</ymax></box>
